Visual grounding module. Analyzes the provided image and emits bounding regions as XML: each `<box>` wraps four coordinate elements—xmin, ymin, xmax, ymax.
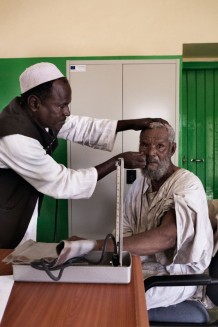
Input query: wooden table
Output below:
<box><xmin>0</xmin><ymin>249</ymin><xmax>149</xmax><ymax>327</ymax></box>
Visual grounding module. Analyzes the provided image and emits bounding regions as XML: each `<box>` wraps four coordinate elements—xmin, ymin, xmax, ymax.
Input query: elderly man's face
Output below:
<box><xmin>139</xmin><ymin>127</ymin><xmax>174</xmax><ymax>180</ymax></box>
<box><xmin>32</xmin><ymin>79</ymin><xmax>72</xmax><ymax>132</ymax></box>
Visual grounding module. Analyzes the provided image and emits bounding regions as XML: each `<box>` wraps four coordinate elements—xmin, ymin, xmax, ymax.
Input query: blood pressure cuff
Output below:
<box><xmin>3</xmin><ymin>239</ymin><xmax>97</xmax><ymax>266</ymax></box>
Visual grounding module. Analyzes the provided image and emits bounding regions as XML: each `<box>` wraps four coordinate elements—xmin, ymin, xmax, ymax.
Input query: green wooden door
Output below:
<box><xmin>182</xmin><ymin>62</ymin><xmax>218</xmax><ymax>199</ymax></box>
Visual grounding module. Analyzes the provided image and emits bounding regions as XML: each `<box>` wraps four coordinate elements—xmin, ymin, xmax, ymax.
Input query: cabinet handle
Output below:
<box><xmin>190</xmin><ymin>159</ymin><xmax>204</xmax><ymax>163</ymax></box>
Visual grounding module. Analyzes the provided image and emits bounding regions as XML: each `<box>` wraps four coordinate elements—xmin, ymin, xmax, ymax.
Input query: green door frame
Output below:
<box><xmin>182</xmin><ymin>61</ymin><xmax>218</xmax><ymax>199</ymax></box>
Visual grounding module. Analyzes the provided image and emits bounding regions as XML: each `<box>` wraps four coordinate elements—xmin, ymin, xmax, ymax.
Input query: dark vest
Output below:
<box><xmin>0</xmin><ymin>97</ymin><xmax>58</xmax><ymax>248</ymax></box>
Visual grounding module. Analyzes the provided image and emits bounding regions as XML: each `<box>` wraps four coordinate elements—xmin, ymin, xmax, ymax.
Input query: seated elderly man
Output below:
<box><xmin>121</xmin><ymin>119</ymin><xmax>213</xmax><ymax>309</ymax></box>
<box><xmin>70</xmin><ymin>119</ymin><xmax>213</xmax><ymax>309</ymax></box>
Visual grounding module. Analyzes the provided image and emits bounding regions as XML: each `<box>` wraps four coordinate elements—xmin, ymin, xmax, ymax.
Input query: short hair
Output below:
<box><xmin>152</xmin><ymin>122</ymin><xmax>175</xmax><ymax>143</ymax></box>
<box><xmin>140</xmin><ymin>120</ymin><xmax>175</xmax><ymax>144</ymax></box>
<box><xmin>20</xmin><ymin>77</ymin><xmax>68</xmax><ymax>107</ymax></box>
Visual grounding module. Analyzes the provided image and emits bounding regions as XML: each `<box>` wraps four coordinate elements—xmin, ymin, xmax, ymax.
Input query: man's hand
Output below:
<box><xmin>96</xmin><ymin>152</ymin><xmax>145</xmax><ymax>180</ymax></box>
<box><xmin>131</xmin><ymin>118</ymin><xmax>169</xmax><ymax>130</ymax></box>
<box><xmin>116</xmin><ymin>118</ymin><xmax>168</xmax><ymax>132</ymax></box>
<box><xmin>117</xmin><ymin>151</ymin><xmax>146</xmax><ymax>169</ymax></box>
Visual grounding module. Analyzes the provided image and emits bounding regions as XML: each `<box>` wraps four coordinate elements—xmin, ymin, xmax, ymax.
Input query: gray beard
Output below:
<box><xmin>142</xmin><ymin>157</ymin><xmax>171</xmax><ymax>181</ymax></box>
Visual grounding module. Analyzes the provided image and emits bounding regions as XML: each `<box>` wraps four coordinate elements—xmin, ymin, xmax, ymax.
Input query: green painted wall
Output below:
<box><xmin>0</xmin><ymin>55</ymin><xmax>182</xmax><ymax>243</ymax></box>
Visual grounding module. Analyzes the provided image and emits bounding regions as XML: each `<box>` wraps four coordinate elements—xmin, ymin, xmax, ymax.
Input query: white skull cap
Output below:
<box><xmin>19</xmin><ymin>62</ymin><xmax>64</xmax><ymax>94</ymax></box>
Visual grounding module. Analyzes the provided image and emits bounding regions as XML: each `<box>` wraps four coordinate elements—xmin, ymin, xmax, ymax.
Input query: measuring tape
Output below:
<box><xmin>115</xmin><ymin>158</ymin><xmax>124</xmax><ymax>266</ymax></box>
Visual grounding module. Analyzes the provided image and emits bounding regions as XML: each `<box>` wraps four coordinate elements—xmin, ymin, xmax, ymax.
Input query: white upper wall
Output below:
<box><xmin>0</xmin><ymin>0</ymin><xmax>218</xmax><ymax>58</ymax></box>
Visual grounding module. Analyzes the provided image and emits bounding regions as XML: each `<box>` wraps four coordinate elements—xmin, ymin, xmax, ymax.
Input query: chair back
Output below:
<box><xmin>206</xmin><ymin>251</ymin><xmax>218</xmax><ymax>305</ymax></box>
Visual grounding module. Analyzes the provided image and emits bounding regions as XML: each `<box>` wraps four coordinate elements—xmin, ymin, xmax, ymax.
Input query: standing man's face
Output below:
<box><xmin>30</xmin><ymin>79</ymin><xmax>72</xmax><ymax>132</ymax></box>
<box><xmin>139</xmin><ymin>127</ymin><xmax>175</xmax><ymax>180</ymax></box>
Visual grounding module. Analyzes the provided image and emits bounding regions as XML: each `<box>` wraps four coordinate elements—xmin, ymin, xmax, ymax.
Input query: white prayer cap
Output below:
<box><xmin>19</xmin><ymin>62</ymin><xmax>64</xmax><ymax>94</ymax></box>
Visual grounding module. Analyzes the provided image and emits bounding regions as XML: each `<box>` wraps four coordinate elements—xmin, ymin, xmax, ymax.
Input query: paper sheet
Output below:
<box><xmin>0</xmin><ymin>275</ymin><xmax>14</xmax><ymax>322</ymax></box>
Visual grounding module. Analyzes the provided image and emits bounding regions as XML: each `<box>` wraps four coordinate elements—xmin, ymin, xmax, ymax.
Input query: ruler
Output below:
<box><xmin>115</xmin><ymin>158</ymin><xmax>124</xmax><ymax>266</ymax></box>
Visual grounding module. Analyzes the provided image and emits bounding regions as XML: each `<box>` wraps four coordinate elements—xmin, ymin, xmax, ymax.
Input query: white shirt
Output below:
<box><xmin>123</xmin><ymin>169</ymin><xmax>213</xmax><ymax>309</ymax></box>
<box><xmin>0</xmin><ymin>115</ymin><xmax>118</xmax><ymax>243</ymax></box>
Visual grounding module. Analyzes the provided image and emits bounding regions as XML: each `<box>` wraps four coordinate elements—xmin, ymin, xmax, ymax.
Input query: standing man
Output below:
<box><xmin>0</xmin><ymin>62</ymin><xmax>161</xmax><ymax>249</ymax></box>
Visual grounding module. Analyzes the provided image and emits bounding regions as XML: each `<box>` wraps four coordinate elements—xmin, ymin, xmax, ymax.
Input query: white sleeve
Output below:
<box><xmin>0</xmin><ymin>135</ymin><xmax>97</xmax><ymax>199</ymax></box>
<box><xmin>172</xmin><ymin>173</ymin><xmax>214</xmax><ymax>268</ymax></box>
<box><xmin>57</xmin><ymin>115</ymin><xmax>118</xmax><ymax>151</ymax></box>
<box><xmin>160</xmin><ymin>171</ymin><xmax>214</xmax><ymax>274</ymax></box>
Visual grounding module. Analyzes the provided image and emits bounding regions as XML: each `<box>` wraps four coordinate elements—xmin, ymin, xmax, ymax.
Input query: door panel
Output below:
<box><xmin>182</xmin><ymin>64</ymin><xmax>218</xmax><ymax>199</ymax></box>
<box><xmin>67</xmin><ymin>63</ymin><xmax>123</xmax><ymax>239</ymax></box>
<box><xmin>196</xmin><ymin>70</ymin><xmax>206</xmax><ymax>186</ymax></box>
<box><xmin>122</xmin><ymin>62</ymin><xmax>179</xmax><ymax>194</ymax></box>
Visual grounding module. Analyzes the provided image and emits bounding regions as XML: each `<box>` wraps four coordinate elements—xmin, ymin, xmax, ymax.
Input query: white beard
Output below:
<box><xmin>142</xmin><ymin>157</ymin><xmax>171</xmax><ymax>181</ymax></box>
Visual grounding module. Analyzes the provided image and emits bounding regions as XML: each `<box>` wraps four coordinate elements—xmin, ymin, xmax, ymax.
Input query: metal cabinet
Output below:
<box><xmin>67</xmin><ymin>59</ymin><xmax>180</xmax><ymax>239</ymax></box>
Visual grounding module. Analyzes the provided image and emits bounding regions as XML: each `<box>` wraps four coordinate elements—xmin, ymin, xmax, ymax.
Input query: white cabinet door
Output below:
<box><xmin>67</xmin><ymin>62</ymin><xmax>123</xmax><ymax>238</ymax></box>
<box><xmin>122</xmin><ymin>62</ymin><xmax>179</xmax><ymax>192</ymax></box>
<box><xmin>67</xmin><ymin>59</ymin><xmax>180</xmax><ymax>239</ymax></box>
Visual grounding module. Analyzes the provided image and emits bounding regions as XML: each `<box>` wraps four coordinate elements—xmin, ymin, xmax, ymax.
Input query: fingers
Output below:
<box><xmin>133</xmin><ymin>118</ymin><xmax>169</xmax><ymax>130</ymax></box>
<box><xmin>149</xmin><ymin>118</ymin><xmax>168</xmax><ymax>126</ymax></box>
<box><xmin>119</xmin><ymin>152</ymin><xmax>146</xmax><ymax>169</ymax></box>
